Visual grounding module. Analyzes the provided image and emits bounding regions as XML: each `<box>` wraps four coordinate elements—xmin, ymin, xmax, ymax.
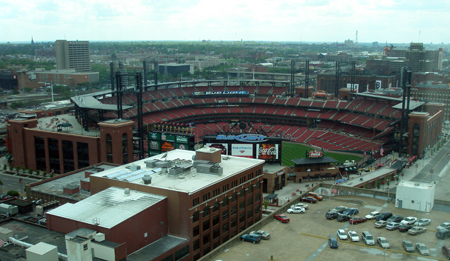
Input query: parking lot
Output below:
<box><xmin>213</xmin><ymin>196</ymin><xmax>449</xmax><ymax>261</ymax></box>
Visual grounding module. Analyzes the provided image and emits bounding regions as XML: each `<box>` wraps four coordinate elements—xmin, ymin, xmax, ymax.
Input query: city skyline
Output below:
<box><xmin>1</xmin><ymin>0</ymin><xmax>449</xmax><ymax>44</ymax></box>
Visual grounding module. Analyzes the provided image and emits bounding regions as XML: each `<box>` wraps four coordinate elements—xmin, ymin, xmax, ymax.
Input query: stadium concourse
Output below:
<box><xmin>94</xmin><ymin>84</ymin><xmax>397</xmax><ymax>153</ymax></box>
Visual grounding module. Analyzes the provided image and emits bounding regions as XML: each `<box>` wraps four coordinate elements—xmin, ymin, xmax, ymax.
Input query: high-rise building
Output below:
<box><xmin>55</xmin><ymin>40</ymin><xmax>90</xmax><ymax>72</ymax></box>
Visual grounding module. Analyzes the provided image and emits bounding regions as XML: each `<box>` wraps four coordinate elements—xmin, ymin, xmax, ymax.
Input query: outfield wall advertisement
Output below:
<box><xmin>231</xmin><ymin>144</ymin><xmax>253</xmax><ymax>158</ymax></box>
<box><xmin>256</xmin><ymin>144</ymin><xmax>279</xmax><ymax>160</ymax></box>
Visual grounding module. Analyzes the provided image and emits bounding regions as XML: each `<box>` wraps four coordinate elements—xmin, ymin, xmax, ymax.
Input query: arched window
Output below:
<box><xmin>106</xmin><ymin>134</ymin><xmax>112</xmax><ymax>163</ymax></box>
<box><xmin>192</xmin><ymin>211</ymin><xmax>199</xmax><ymax>223</ymax></box>
<box><xmin>230</xmin><ymin>192</ymin><xmax>237</xmax><ymax>203</ymax></box>
<box><xmin>203</xmin><ymin>206</ymin><xmax>209</xmax><ymax>218</ymax></box>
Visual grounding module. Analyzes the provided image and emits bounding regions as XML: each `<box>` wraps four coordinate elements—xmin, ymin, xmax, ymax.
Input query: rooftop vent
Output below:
<box><xmin>142</xmin><ymin>175</ymin><xmax>152</xmax><ymax>185</ymax></box>
<box><xmin>124</xmin><ymin>188</ymin><xmax>130</xmax><ymax>195</ymax></box>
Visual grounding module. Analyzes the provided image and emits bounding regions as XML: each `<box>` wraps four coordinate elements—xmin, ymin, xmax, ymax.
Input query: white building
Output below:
<box><xmin>395</xmin><ymin>181</ymin><xmax>435</xmax><ymax>212</ymax></box>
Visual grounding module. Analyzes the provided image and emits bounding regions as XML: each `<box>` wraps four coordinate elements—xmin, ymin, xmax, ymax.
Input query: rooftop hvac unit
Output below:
<box><xmin>124</xmin><ymin>188</ymin><xmax>130</xmax><ymax>195</ymax></box>
<box><xmin>94</xmin><ymin>233</ymin><xmax>105</xmax><ymax>242</ymax></box>
<box><xmin>142</xmin><ymin>175</ymin><xmax>152</xmax><ymax>185</ymax></box>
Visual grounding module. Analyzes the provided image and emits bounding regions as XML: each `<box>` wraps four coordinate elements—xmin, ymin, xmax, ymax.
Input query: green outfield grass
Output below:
<box><xmin>281</xmin><ymin>142</ymin><xmax>363</xmax><ymax>167</ymax></box>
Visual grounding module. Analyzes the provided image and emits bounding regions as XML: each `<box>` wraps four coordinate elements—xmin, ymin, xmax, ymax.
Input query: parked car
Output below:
<box><xmin>336</xmin><ymin>229</ymin><xmax>347</xmax><ymax>240</ymax></box>
<box><xmin>365</xmin><ymin>211</ymin><xmax>380</xmax><ymax>220</ymax></box>
<box><xmin>375</xmin><ymin>212</ymin><xmax>393</xmax><ymax>221</ymax></box>
<box><xmin>343</xmin><ymin>208</ymin><xmax>359</xmax><ymax>216</ymax></box>
<box><xmin>328</xmin><ymin>238</ymin><xmax>338</xmax><ymax>249</ymax></box>
<box><xmin>436</xmin><ymin>229</ymin><xmax>450</xmax><ymax>239</ymax></box>
<box><xmin>331</xmin><ymin>206</ymin><xmax>348</xmax><ymax>213</ymax></box>
<box><xmin>402</xmin><ymin>240</ymin><xmax>415</xmax><ymax>252</ymax></box>
<box><xmin>386</xmin><ymin>222</ymin><xmax>401</xmax><ymax>231</ymax></box>
<box><xmin>375</xmin><ymin>220</ymin><xmax>388</xmax><ymax>228</ymax></box>
<box><xmin>307</xmin><ymin>192</ymin><xmax>323</xmax><ymax>201</ymax></box>
<box><xmin>401</xmin><ymin>216</ymin><xmax>417</xmax><ymax>225</ymax></box>
<box><xmin>337</xmin><ymin>213</ymin><xmax>350</xmax><ymax>222</ymax></box>
<box><xmin>301</xmin><ymin>197</ymin><xmax>317</xmax><ymax>203</ymax></box>
<box><xmin>287</xmin><ymin>206</ymin><xmax>306</xmax><ymax>214</ymax></box>
<box><xmin>443</xmin><ymin>245</ymin><xmax>450</xmax><ymax>259</ymax></box>
<box><xmin>437</xmin><ymin>222</ymin><xmax>450</xmax><ymax>231</ymax></box>
<box><xmin>326</xmin><ymin>211</ymin><xmax>339</xmax><ymax>220</ymax></box>
<box><xmin>377</xmin><ymin>237</ymin><xmax>390</xmax><ymax>248</ymax></box>
<box><xmin>414</xmin><ymin>218</ymin><xmax>431</xmax><ymax>226</ymax></box>
<box><xmin>387</xmin><ymin>215</ymin><xmax>403</xmax><ymax>223</ymax></box>
<box><xmin>274</xmin><ymin>214</ymin><xmax>290</xmax><ymax>223</ymax></box>
<box><xmin>291</xmin><ymin>203</ymin><xmax>309</xmax><ymax>210</ymax></box>
<box><xmin>361</xmin><ymin>231</ymin><xmax>375</xmax><ymax>245</ymax></box>
<box><xmin>250</xmin><ymin>230</ymin><xmax>270</xmax><ymax>240</ymax></box>
<box><xmin>415</xmin><ymin>243</ymin><xmax>429</xmax><ymax>256</ymax></box>
<box><xmin>408</xmin><ymin>226</ymin><xmax>426</xmax><ymax>235</ymax></box>
<box><xmin>347</xmin><ymin>231</ymin><xmax>359</xmax><ymax>242</ymax></box>
<box><xmin>398</xmin><ymin>224</ymin><xmax>413</xmax><ymax>232</ymax></box>
<box><xmin>349</xmin><ymin>216</ymin><xmax>367</xmax><ymax>224</ymax></box>
<box><xmin>241</xmin><ymin>234</ymin><xmax>261</xmax><ymax>243</ymax></box>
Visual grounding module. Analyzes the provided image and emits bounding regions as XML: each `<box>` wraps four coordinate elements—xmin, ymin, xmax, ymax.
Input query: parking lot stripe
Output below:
<box><xmin>300</xmin><ymin>233</ymin><xmax>447</xmax><ymax>260</ymax></box>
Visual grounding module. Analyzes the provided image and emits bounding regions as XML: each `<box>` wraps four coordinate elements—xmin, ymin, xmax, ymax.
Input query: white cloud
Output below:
<box><xmin>0</xmin><ymin>0</ymin><xmax>449</xmax><ymax>43</ymax></box>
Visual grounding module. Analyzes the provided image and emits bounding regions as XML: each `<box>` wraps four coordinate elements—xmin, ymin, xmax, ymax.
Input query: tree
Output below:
<box><xmin>264</xmin><ymin>200</ymin><xmax>269</xmax><ymax>210</ymax></box>
<box><xmin>386</xmin><ymin>179</ymin><xmax>390</xmax><ymax>187</ymax></box>
<box><xmin>377</xmin><ymin>180</ymin><xmax>381</xmax><ymax>189</ymax></box>
<box><xmin>7</xmin><ymin>190</ymin><xmax>19</xmax><ymax>197</ymax></box>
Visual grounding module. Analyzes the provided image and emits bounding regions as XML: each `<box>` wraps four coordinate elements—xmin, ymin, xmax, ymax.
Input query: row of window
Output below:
<box><xmin>192</xmin><ymin>170</ymin><xmax>261</xmax><ymax>207</ymax></box>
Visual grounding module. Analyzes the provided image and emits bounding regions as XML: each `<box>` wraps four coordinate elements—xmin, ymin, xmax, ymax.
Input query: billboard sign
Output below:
<box><xmin>231</xmin><ymin>144</ymin><xmax>253</xmax><ymax>158</ymax></box>
<box><xmin>161</xmin><ymin>133</ymin><xmax>176</xmax><ymax>143</ymax></box>
<box><xmin>309</xmin><ymin>150</ymin><xmax>323</xmax><ymax>158</ymax></box>
<box><xmin>346</xmin><ymin>83</ymin><xmax>359</xmax><ymax>93</ymax></box>
<box><xmin>176</xmin><ymin>143</ymin><xmax>189</xmax><ymax>150</ymax></box>
<box><xmin>161</xmin><ymin>141</ymin><xmax>175</xmax><ymax>152</ymax></box>
<box><xmin>205</xmin><ymin>143</ymin><xmax>228</xmax><ymax>155</ymax></box>
<box><xmin>176</xmin><ymin>135</ymin><xmax>189</xmax><ymax>144</ymax></box>
<box><xmin>149</xmin><ymin>132</ymin><xmax>161</xmax><ymax>140</ymax></box>
<box><xmin>216</xmin><ymin>134</ymin><xmax>268</xmax><ymax>143</ymax></box>
<box><xmin>257</xmin><ymin>144</ymin><xmax>279</xmax><ymax>160</ymax></box>
<box><xmin>150</xmin><ymin>140</ymin><xmax>160</xmax><ymax>150</ymax></box>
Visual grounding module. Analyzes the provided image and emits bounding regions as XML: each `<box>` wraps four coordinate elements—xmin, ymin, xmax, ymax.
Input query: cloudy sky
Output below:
<box><xmin>1</xmin><ymin>0</ymin><xmax>449</xmax><ymax>43</ymax></box>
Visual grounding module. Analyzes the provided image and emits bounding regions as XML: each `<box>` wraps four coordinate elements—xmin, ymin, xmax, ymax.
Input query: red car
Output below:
<box><xmin>274</xmin><ymin>214</ymin><xmax>290</xmax><ymax>223</ymax></box>
<box><xmin>349</xmin><ymin>216</ymin><xmax>367</xmax><ymax>224</ymax></box>
<box><xmin>300</xmin><ymin>197</ymin><xmax>317</xmax><ymax>203</ymax></box>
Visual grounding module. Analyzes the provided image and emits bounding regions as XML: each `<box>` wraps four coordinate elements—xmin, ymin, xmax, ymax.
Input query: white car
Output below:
<box><xmin>287</xmin><ymin>207</ymin><xmax>306</xmax><ymax>214</ymax></box>
<box><xmin>437</xmin><ymin>222</ymin><xmax>450</xmax><ymax>231</ymax></box>
<box><xmin>414</xmin><ymin>218</ymin><xmax>431</xmax><ymax>226</ymax></box>
<box><xmin>348</xmin><ymin>231</ymin><xmax>359</xmax><ymax>242</ymax></box>
<box><xmin>365</xmin><ymin>211</ymin><xmax>380</xmax><ymax>220</ymax></box>
<box><xmin>377</xmin><ymin>237</ymin><xmax>390</xmax><ymax>248</ymax></box>
<box><xmin>415</xmin><ymin>243</ymin><xmax>429</xmax><ymax>256</ymax></box>
<box><xmin>291</xmin><ymin>203</ymin><xmax>309</xmax><ymax>210</ymax></box>
<box><xmin>337</xmin><ymin>229</ymin><xmax>347</xmax><ymax>240</ymax></box>
<box><xmin>401</xmin><ymin>216</ymin><xmax>417</xmax><ymax>225</ymax></box>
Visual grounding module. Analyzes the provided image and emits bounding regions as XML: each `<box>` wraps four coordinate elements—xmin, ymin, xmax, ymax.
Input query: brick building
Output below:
<box><xmin>16</xmin><ymin>68</ymin><xmax>99</xmax><ymax>90</ymax></box>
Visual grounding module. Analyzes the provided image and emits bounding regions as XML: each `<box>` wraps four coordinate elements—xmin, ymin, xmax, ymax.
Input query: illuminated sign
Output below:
<box><xmin>216</xmin><ymin>134</ymin><xmax>268</xmax><ymax>143</ymax></box>
<box><xmin>193</xmin><ymin>91</ymin><xmax>249</xmax><ymax>96</ymax></box>
<box><xmin>309</xmin><ymin>150</ymin><xmax>323</xmax><ymax>158</ymax></box>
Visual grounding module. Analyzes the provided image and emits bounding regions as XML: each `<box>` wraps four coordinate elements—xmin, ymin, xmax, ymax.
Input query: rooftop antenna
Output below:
<box><xmin>418</xmin><ymin>30</ymin><xmax>421</xmax><ymax>43</ymax></box>
<box><xmin>354</xmin><ymin>30</ymin><xmax>358</xmax><ymax>52</ymax></box>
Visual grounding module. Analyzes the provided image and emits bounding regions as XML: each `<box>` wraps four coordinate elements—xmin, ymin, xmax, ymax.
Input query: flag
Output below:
<box><xmin>363</xmin><ymin>150</ymin><xmax>366</xmax><ymax>156</ymax></box>
<box><xmin>380</xmin><ymin>146</ymin><xmax>384</xmax><ymax>156</ymax></box>
<box><xmin>0</xmin><ymin>238</ymin><xmax>5</xmax><ymax>247</ymax></box>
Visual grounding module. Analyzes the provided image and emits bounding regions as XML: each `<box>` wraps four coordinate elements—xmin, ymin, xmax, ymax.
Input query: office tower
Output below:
<box><xmin>55</xmin><ymin>40</ymin><xmax>90</xmax><ymax>72</ymax></box>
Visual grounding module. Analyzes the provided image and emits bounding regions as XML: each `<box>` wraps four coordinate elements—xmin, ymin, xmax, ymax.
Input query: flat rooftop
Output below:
<box><xmin>91</xmin><ymin>149</ymin><xmax>265</xmax><ymax>194</ymax></box>
<box><xmin>35</xmin><ymin>114</ymin><xmax>101</xmax><ymax>136</ymax></box>
<box><xmin>30</xmin><ymin>164</ymin><xmax>117</xmax><ymax>201</ymax></box>
<box><xmin>340</xmin><ymin>168</ymin><xmax>395</xmax><ymax>187</ymax></box>
<box><xmin>398</xmin><ymin>180</ymin><xmax>436</xmax><ymax>189</ymax></box>
<box><xmin>46</xmin><ymin>187</ymin><xmax>167</xmax><ymax>229</ymax></box>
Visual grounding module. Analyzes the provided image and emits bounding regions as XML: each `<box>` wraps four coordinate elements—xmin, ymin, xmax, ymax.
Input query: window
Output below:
<box><xmin>105</xmin><ymin>134</ymin><xmax>112</xmax><ymax>163</ymax></box>
<box><xmin>193</xmin><ymin>225</ymin><xmax>199</xmax><ymax>237</ymax></box>
<box><xmin>192</xmin><ymin>211</ymin><xmax>199</xmax><ymax>223</ymax></box>
<box><xmin>77</xmin><ymin>142</ymin><xmax>90</xmax><ymax>168</ymax></box>
<box><xmin>203</xmin><ymin>234</ymin><xmax>210</xmax><ymax>245</ymax></box>
<box><xmin>231</xmin><ymin>218</ymin><xmax>237</xmax><ymax>228</ymax></box>
<box><xmin>231</xmin><ymin>205</ymin><xmax>237</xmax><ymax>215</ymax></box>
<box><xmin>122</xmin><ymin>133</ymin><xmax>128</xmax><ymax>164</ymax></box>
<box><xmin>248</xmin><ymin>173</ymin><xmax>254</xmax><ymax>180</ymax></box>
<box><xmin>222</xmin><ymin>223</ymin><xmax>229</xmax><ymax>233</ymax></box>
<box><xmin>213</xmin><ymin>215</ymin><xmax>219</xmax><ymax>226</ymax></box>
<box><xmin>193</xmin><ymin>239</ymin><xmax>199</xmax><ymax>251</ymax></box>
<box><xmin>255</xmin><ymin>192</ymin><xmax>260</xmax><ymax>202</ymax></box>
<box><xmin>230</xmin><ymin>193</ymin><xmax>237</xmax><ymax>203</ymax></box>
<box><xmin>213</xmin><ymin>188</ymin><xmax>220</xmax><ymax>197</ymax></box>
<box><xmin>193</xmin><ymin>197</ymin><xmax>199</xmax><ymax>206</ymax></box>
<box><xmin>83</xmin><ymin>244</ymin><xmax>88</xmax><ymax>251</ymax></box>
<box><xmin>161</xmin><ymin>255</ymin><xmax>173</xmax><ymax>261</ymax></box>
<box><xmin>222</xmin><ymin>196</ymin><xmax>228</xmax><ymax>207</ymax></box>
<box><xmin>247</xmin><ymin>207</ymin><xmax>253</xmax><ymax>218</ymax></box>
<box><xmin>247</xmin><ymin>196</ymin><xmax>253</xmax><ymax>207</ymax></box>
<box><xmin>255</xmin><ymin>181</ymin><xmax>260</xmax><ymax>190</ymax></box>
<box><xmin>48</xmin><ymin>138</ymin><xmax>60</xmax><ymax>174</ymax></box>
<box><xmin>202</xmin><ymin>206</ymin><xmax>209</xmax><ymax>218</ymax></box>
<box><xmin>212</xmin><ymin>202</ymin><xmax>219</xmax><ymax>212</ymax></box>
<box><xmin>239</xmin><ymin>176</ymin><xmax>246</xmax><ymax>184</ymax></box>
<box><xmin>222</xmin><ymin>184</ymin><xmax>229</xmax><ymax>192</ymax></box>
<box><xmin>222</xmin><ymin>210</ymin><xmax>228</xmax><ymax>221</ymax></box>
<box><xmin>202</xmin><ymin>192</ymin><xmax>210</xmax><ymax>202</ymax></box>
<box><xmin>213</xmin><ymin>227</ymin><xmax>220</xmax><ymax>239</ymax></box>
<box><xmin>222</xmin><ymin>235</ymin><xmax>229</xmax><ymax>244</ymax></box>
<box><xmin>175</xmin><ymin>245</ymin><xmax>189</xmax><ymax>261</ymax></box>
<box><xmin>239</xmin><ymin>201</ymin><xmax>245</xmax><ymax>212</ymax></box>
<box><xmin>239</xmin><ymin>189</ymin><xmax>244</xmax><ymax>199</ymax></box>
<box><xmin>239</xmin><ymin>213</ymin><xmax>245</xmax><ymax>223</ymax></box>
<box><xmin>203</xmin><ymin>220</ymin><xmax>210</xmax><ymax>231</ymax></box>
<box><xmin>231</xmin><ymin>180</ymin><xmax>237</xmax><ymax>188</ymax></box>
<box><xmin>247</xmin><ymin>185</ymin><xmax>253</xmax><ymax>194</ymax></box>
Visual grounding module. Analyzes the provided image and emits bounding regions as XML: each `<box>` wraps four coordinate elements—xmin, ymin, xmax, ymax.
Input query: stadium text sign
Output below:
<box><xmin>193</xmin><ymin>91</ymin><xmax>249</xmax><ymax>96</ymax></box>
<box><xmin>217</xmin><ymin>134</ymin><xmax>268</xmax><ymax>143</ymax></box>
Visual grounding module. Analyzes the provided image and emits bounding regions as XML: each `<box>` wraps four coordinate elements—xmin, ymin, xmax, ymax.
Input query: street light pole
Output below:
<box><xmin>270</xmin><ymin>221</ymin><xmax>280</xmax><ymax>260</ymax></box>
